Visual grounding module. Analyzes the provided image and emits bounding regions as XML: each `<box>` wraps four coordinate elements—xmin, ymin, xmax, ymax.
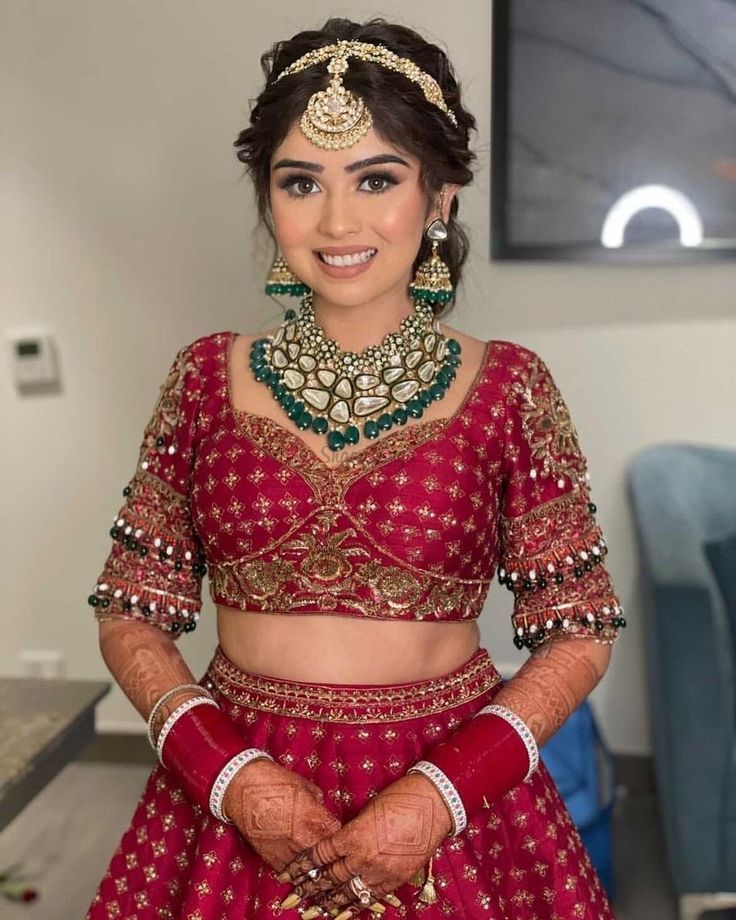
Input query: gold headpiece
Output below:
<box><xmin>272</xmin><ymin>39</ymin><xmax>458</xmax><ymax>149</ymax></box>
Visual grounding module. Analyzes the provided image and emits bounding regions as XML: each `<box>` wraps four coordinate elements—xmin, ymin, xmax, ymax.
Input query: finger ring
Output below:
<box><xmin>306</xmin><ymin>867</ymin><xmax>321</xmax><ymax>880</ymax></box>
<box><xmin>349</xmin><ymin>875</ymin><xmax>372</xmax><ymax>906</ymax></box>
<box><xmin>294</xmin><ymin>851</ymin><xmax>317</xmax><ymax>875</ymax></box>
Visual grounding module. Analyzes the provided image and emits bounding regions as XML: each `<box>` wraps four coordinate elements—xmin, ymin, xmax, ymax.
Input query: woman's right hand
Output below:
<box><xmin>223</xmin><ymin>757</ymin><xmax>342</xmax><ymax>874</ymax></box>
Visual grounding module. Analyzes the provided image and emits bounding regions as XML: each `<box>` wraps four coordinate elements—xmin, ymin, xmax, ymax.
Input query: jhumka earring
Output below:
<box><xmin>264</xmin><ymin>251</ymin><xmax>310</xmax><ymax>298</ymax></box>
<box><xmin>409</xmin><ymin>190</ymin><xmax>454</xmax><ymax>306</ymax></box>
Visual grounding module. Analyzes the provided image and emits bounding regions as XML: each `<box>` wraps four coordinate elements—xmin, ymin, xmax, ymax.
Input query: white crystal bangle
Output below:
<box><xmin>476</xmin><ymin>703</ymin><xmax>539</xmax><ymax>781</ymax></box>
<box><xmin>156</xmin><ymin>696</ymin><xmax>220</xmax><ymax>768</ymax></box>
<box><xmin>407</xmin><ymin>760</ymin><xmax>467</xmax><ymax>837</ymax></box>
<box><xmin>147</xmin><ymin>683</ymin><xmax>215</xmax><ymax>750</ymax></box>
<box><xmin>209</xmin><ymin>749</ymin><xmax>275</xmax><ymax>824</ymax></box>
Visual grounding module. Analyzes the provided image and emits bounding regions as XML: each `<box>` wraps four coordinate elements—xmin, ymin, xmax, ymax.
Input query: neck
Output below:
<box><xmin>308</xmin><ymin>284</ymin><xmax>425</xmax><ymax>354</ymax></box>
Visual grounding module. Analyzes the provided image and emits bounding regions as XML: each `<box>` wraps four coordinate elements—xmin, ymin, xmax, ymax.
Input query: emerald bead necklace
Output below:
<box><xmin>249</xmin><ymin>291</ymin><xmax>462</xmax><ymax>454</ymax></box>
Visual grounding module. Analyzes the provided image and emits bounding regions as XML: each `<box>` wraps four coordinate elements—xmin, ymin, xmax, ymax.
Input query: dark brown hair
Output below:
<box><xmin>233</xmin><ymin>17</ymin><xmax>478</xmax><ymax>318</ymax></box>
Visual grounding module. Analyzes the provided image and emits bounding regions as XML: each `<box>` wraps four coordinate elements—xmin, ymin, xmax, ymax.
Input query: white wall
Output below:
<box><xmin>2</xmin><ymin>0</ymin><xmax>734</xmax><ymax>754</ymax></box>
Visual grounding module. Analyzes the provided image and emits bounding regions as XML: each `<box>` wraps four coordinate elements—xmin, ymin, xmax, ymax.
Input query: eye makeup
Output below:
<box><xmin>277</xmin><ymin>171</ymin><xmax>400</xmax><ymax>199</ymax></box>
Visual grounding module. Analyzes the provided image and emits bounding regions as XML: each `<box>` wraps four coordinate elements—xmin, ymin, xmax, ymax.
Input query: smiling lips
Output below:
<box><xmin>319</xmin><ymin>248</ymin><xmax>376</xmax><ymax>266</ymax></box>
<box><xmin>314</xmin><ymin>247</ymin><xmax>378</xmax><ymax>277</ymax></box>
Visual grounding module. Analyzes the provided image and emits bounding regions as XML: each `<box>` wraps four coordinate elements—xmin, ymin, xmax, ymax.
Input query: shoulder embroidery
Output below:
<box><xmin>510</xmin><ymin>352</ymin><xmax>588</xmax><ymax>490</ymax></box>
<box><xmin>138</xmin><ymin>345</ymin><xmax>198</xmax><ymax>465</ymax></box>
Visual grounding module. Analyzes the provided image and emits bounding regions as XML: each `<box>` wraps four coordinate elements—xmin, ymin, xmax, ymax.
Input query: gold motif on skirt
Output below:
<box><xmin>206</xmin><ymin>647</ymin><xmax>502</xmax><ymax>723</ymax></box>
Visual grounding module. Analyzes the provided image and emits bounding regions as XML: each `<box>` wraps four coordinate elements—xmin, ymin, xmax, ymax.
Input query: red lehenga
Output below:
<box><xmin>85</xmin><ymin>331</ymin><xmax>625</xmax><ymax>919</ymax></box>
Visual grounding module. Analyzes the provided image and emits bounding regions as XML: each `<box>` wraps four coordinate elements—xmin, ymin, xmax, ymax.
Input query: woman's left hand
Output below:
<box><xmin>277</xmin><ymin>772</ymin><xmax>453</xmax><ymax>917</ymax></box>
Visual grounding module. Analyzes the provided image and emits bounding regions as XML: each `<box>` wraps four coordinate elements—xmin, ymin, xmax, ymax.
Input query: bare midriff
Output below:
<box><xmin>216</xmin><ymin>606</ymin><xmax>481</xmax><ymax>684</ymax></box>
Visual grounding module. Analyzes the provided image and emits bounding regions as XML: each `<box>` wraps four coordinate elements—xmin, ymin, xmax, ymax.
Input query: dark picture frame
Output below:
<box><xmin>490</xmin><ymin>0</ymin><xmax>736</xmax><ymax>263</ymax></box>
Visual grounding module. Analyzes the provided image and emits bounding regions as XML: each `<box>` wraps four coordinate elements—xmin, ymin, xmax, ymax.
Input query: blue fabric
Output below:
<box><xmin>704</xmin><ymin>530</ymin><xmax>736</xmax><ymax>666</ymax></box>
<box><xmin>627</xmin><ymin>443</ymin><xmax>736</xmax><ymax>894</ymax></box>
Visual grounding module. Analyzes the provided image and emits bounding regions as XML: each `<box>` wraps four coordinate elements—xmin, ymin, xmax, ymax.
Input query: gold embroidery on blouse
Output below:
<box><xmin>501</xmin><ymin>487</ymin><xmax>588</xmax><ymax>526</ymax></box>
<box><xmin>510</xmin><ymin>355</ymin><xmax>588</xmax><ymax>490</ymax></box>
<box><xmin>136</xmin><ymin>469</ymin><xmax>189</xmax><ymax>507</ymax></box>
<box><xmin>499</xmin><ymin>491</ymin><xmax>599</xmax><ymax>568</ymax></box>
<box><xmin>123</xmin><ymin>470</ymin><xmax>198</xmax><ymax>537</ymax></box>
<box><xmin>139</xmin><ymin>345</ymin><xmax>199</xmax><ymax>466</ymax></box>
<box><xmin>209</xmin><ymin>543</ymin><xmax>489</xmax><ymax>621</ymax></box>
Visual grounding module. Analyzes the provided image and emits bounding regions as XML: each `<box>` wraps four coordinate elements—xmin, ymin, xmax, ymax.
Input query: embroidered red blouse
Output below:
<box><xmin>88</xmin><ymin>331</ymin><xmax>626</xmax><ymax>650</ymax></box>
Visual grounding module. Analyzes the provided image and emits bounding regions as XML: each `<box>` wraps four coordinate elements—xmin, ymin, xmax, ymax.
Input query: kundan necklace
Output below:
<box><xmin>248</xmin><ymin>291</ymin><xmax>463</xmax><ymax>453</ymax></box>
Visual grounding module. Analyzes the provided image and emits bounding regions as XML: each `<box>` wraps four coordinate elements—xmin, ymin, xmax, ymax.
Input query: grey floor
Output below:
<box><xmin>0</xmin><ymin>762</ymin><xmax>729</xmax><ymax>920</ymax></box>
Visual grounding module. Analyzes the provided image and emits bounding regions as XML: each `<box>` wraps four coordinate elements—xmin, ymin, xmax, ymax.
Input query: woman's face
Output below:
<box><xmin>268</xmin><ymin>122</ymin><xmax>454</xmax><ymax>310</ymax></box>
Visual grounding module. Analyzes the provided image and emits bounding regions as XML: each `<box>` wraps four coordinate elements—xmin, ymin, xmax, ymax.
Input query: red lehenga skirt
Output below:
<box><xmin>85</xmin><ymin>646</ymin><xmax>615</xmax><ymax>919</ymax></box>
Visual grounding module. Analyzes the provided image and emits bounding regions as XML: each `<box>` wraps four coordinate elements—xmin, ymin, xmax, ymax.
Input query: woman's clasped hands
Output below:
<box><xmin>221</xmin><ymin>758</ymin><xmax>341</xmax><ymax>877</ymax></box>
<box><xmin>274</xmin><ymin>772</ymin><xmax>454</xmax><ymax>919</ymax></box>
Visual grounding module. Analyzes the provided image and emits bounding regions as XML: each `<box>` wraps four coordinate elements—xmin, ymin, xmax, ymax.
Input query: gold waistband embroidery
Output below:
<box><xmin>208</xmin><ymin>552</ymin><xmax>489</xmax><ymax>622</ymax></box>
<box><xmin>204</xmin><ymin>646</ymin><xmax>503</xmax><ymax>723</ymax></box>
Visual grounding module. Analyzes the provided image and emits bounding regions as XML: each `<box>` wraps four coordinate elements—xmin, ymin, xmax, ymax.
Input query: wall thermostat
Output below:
<box><xmin>8</xmin><ymin>330</ymin><xmax>60</xmax><ymax>392</ymax></box>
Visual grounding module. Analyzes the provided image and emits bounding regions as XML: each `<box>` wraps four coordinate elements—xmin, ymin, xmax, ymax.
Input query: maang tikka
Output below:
<box><xmin>256</xmin><ymin>39</ymin><xmax>462</xmax><ymax>460</ymax></box>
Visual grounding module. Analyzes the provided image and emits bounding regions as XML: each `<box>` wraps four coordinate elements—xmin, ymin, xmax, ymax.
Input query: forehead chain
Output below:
<box><xmin>271</xmin><ymin>39</ymin><xmax>457</xmax><ymax>150</ymax></box>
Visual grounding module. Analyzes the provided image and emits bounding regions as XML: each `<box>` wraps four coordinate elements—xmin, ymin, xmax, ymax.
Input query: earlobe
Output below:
<box><xmin>439</xmin><ymin>184</ymin><xmax>461</xmax><ymax>223</ymax></box>
<box><xmin>426</xmin><ymin>183</ymin><xmax>460</xmax><ymax>224</ymax></box>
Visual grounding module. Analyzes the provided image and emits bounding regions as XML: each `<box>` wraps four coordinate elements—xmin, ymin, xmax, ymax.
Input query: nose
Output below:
<box><xmin>317</xmin><ymin>190</ymin><xmax>361</xmax><ymax>238</ymax></box>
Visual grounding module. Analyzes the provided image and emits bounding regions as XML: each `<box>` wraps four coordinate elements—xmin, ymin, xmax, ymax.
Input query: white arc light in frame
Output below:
<box><xmin>601</xmin><ymin>184</ymin><xmax>703</xmax><ymax>248</ymax></box>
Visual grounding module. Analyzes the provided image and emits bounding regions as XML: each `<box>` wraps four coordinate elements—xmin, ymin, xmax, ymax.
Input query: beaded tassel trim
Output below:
<box><xmin>209</xmin><ymin>749</ymin><xmax>275</xmax><ymax>824</ymax></box>
<box><xmin>498</xmin><ymin>526</ymin><xmax>608</xmax><ymax>591</ymax></box>
<box><xmin>88</xmin><ymin>475</ymin><xmax>207</xmax><ymax>638</ymax></box>
<box><xmin>475</xmin><ymin>704</ymin><xmax>539</xmax><ymax>782</ymax></box>
<box><xmin>511</xmin><ymin>594</ymin><xmax>625</xmax><ymax>650</ymax></box>
<box><xmin>408</xmin><ymin>760</ymin><xmax>467</xmax><ymax>837</ymax></box>
<box><xmin>496</xmin><ymin>504</ymin><xmax>627</xmax><ymax>649</ymax></box>
<box><xmin>90</xmin><ymin>576</ymin><xmax>202</xmax><ymax>638</ymax></box>
<box><xmin>105</xmin><ymin>508</ymin><xmax>207</xmax><ymax>570</ymax></box>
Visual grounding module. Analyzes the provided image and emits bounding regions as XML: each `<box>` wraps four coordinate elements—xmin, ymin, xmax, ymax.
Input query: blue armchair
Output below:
<box><xmin>627</xmin><ymin>443</ymin><xmax>736</xmax><ymax>920</ymax></box>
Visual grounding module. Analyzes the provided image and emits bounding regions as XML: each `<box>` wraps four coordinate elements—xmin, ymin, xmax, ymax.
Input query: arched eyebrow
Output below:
<box><xmin>271</xmin><ymin>154</ymin><xmax>411</xmax><ymax>173</ymax></box>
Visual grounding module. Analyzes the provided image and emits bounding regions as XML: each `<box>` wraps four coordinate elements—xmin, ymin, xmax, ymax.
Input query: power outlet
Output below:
<box><xmin>19</xmin><ymin>649</ymin><xmax>66</xmax><ymax>679</ymax></box>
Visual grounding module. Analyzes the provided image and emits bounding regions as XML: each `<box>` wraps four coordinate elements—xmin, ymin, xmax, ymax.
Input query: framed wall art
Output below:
<box><xmin>491</xmin><ymin>0</ymin><xmax>736</xmax><ymax>262</ymax></box>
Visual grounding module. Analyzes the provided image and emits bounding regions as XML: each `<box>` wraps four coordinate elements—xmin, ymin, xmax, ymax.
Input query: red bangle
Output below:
<box><xmin>161</xmin><ymin>702</ymin><xmax>250</xmax><ymax>810</ymax></box>
<box><xmin>423</xmin><ymin>712</ymin><xmax>531</xmax><ymax>818</ymax></box>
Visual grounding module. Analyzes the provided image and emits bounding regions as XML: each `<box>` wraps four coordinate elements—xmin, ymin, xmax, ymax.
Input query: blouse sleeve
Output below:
<box><xmin>86</xmin><ymin>343</ymin><xmax>207</xmax><ymax>640</ymax></box>
<box><xmin>497</xmin><ymin>346</ymin><xmax>627</xmax><ymax>653</ymax></box>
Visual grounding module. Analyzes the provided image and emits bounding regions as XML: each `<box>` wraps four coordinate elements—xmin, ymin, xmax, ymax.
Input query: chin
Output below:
<box><xmin>311</xmin><ymin>278</ymin><xmax>411</xmax><ymax>307</ymax></box>
<box><xmin>308</xmin><ymin>283</ymin><xmax>382</xmax><ymax>305</ymax></box>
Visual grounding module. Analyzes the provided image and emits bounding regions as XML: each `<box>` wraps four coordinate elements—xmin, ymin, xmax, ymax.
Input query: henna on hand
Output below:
<box><xmin>223</xmin><ymin>758</ymin><xmax>341</xmax><ymax>874</ymax></box>
<box><xmin>281</xmin><ymin>773</ymin><xmax>451</xmax><ymax>912</ymax></box>
<box><xmin>492</xmin><ymin>637</ymin><xmax>611</xmax><ymax>747</ymax></box>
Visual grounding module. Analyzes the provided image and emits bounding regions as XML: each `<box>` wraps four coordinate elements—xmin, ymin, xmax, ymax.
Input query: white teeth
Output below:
<box><xmin>320</xmin><ymin>249</ymin><xmax>376</xmax><ymax>266</ymax></box>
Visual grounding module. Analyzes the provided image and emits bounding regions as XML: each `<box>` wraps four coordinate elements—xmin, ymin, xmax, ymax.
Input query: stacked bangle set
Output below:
<box><xmin>149</xmin><ymin>685</ymin><xmax>538</xmax><ymax>840</ymax></box>
<box><xmin>147</xmin><ymin>683</ymin><xmax>273</xmax><ymax>825</ymax></box>
<box><xmin>409</xmin><ymin>703</ymin><xmax>539</xmax><ymax>837</ymax></box>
